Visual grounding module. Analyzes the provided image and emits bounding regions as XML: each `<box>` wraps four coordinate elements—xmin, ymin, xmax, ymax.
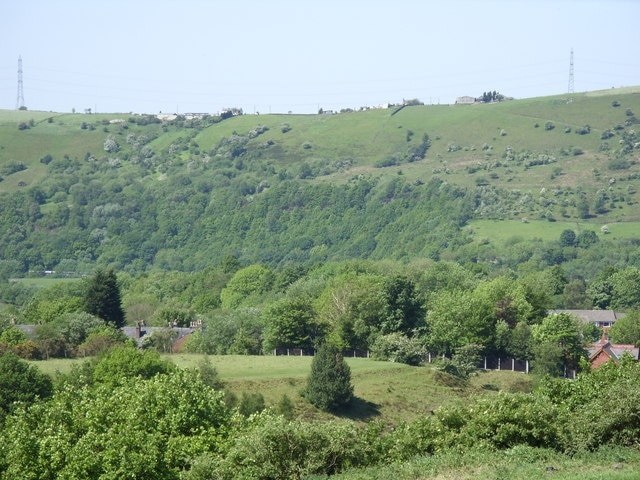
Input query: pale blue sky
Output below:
<box><xmin>1</xmin><ymin>0</ymin><xmax>638</xmax><ymax>114</ymax></box>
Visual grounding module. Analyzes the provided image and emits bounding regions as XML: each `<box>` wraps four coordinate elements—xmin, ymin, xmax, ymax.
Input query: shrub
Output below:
<box><xmin>91</xmin><ymin>345</ymin><xmax>176</xmax><ymax>388</ymax></box>
<box><xmin>435</xmin><ymin>343</ymin><xmax>483</xmax><ymax>379</ymax></box>
<box><xmin>0</xmin><ymin>370</ymin><xmax>232</xmax><ymax>479</ymax></box>
<box><xmin>600</xmin><ymin>129</ymin><xmax>614</xmax><ymax>139</ymax></box>
<box><xmin>196</xmin><ymin>356</ymin><xmax>224</xmax><ymax>389</ymax></box>
<box><xmin>212</xmin><ymin>413</ymin><xmax>365</xmax><ymax>479</ymax></box>
<box><xmin>304</xmin><ymin>343</ymin><xmax>353</xmax><ymax>412</ymax></box>
<box><xmin>370</xmin><ymin>333</ymin><xmax>426</xmax><ymax>365</ymax></box>
<box><xmin>553</xmin><ymin>358</ymin><xmax>640</xmax><ymax>453</ymax></box>
<box><xmin>274</xmin><ymin>394</ymin><xmax>295</xmax><ymax>419</ymax></box>
<box><xmin>238</xmin><ymin>392</ymin><xmax>265</xmax><ymax>417</ymax></box>
<box><xmin>435</xmin><ymin>393</ymin><xmax>561</xmax><ymax>450</ymax></box>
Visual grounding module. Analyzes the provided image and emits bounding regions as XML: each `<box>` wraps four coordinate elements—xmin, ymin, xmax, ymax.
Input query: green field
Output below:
<box><xmin>465</xmin><ymin>219</ymin><xmax>640</xmax><ymax>246</ymax></box>
<box><xmin>33</xmin><ymin>354</ymin><xmax>533</xmax><ymax>424</ymax></box>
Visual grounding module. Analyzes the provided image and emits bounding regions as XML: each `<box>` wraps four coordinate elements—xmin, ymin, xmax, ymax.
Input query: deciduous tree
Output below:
<box><xmin>0</xmin><ymin>352</ymin><xmax>52</xmax><ymax>422</ymax></box>
<box><xmin>609</xmin><ymin>309</ymin><xmax>640</xmax><ymax>346</ymax></box>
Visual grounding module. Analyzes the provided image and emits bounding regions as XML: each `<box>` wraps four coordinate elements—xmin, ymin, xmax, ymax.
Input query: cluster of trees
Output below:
<box><xmin>183</xmin><ymin>260</ymin><xmax>640</xmax><ymax>374</ymax></box>
<box><xmin>6</xmin><ymin>260</ymin><xmax>640</xmax><ymax>379</ymax></box>
<box><xmin>0</xmin><ymin>269</ymin><xmax>126</xmax><ymax>359</ymax></box>
<box><xmin>1</xmin><ymin>340</ymin><xmax>639</xmax><ymax>479</ymax></box>
<box><xmin>479</xmin><ymin>91</ymin><xmax>505</xmax><ymax>103</ymax></box>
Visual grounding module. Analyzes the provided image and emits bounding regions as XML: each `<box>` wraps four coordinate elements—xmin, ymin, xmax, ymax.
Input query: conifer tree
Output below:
<box><xmin>84</xmin><ymin>268</ymin><xmax>125</xmax><ymax>328</ymax></box>
<box><xmin>304</xmin><ymin>343</ymin><xmax>353</xmax><ymax>411</ymax></box>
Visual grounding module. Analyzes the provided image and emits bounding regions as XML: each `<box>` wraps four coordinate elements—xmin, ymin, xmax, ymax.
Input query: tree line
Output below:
<box><xmin>2</xmin><ymin>260</ymin><xmax>640</xmax><ymax>376</ymax></box>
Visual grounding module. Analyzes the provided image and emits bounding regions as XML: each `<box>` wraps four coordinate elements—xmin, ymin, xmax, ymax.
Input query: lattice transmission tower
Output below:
<box><xmin>16</xmin><ymin>55</ymin><xmax>25</xmax><ymax>110</ymax></box>
<box><xmin>568</xmin><ymin>49</ymin><xmax>575</xmax><ymax>97</ymax></box>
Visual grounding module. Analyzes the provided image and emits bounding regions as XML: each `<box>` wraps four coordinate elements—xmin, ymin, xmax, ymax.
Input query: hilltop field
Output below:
<box><xmin>0</xmin><ymin>87</ymin><xmax>639</xmax><ymax>274</ymax></box>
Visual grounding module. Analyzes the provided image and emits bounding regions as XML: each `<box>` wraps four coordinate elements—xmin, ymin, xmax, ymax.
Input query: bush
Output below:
<box><xmin>91</xmin><ymin>345</ymin><xmax>177</xmax><ymax>388</ymax></box>
<box><xmin>552</xmin><ymin>358</ymin><xmax>640</xmax><ymax>453</ymax></box>
<box><xmin>435</xmin><ymin>393</ymin><xmax>561</xmax><ymax>450</ymax></box>
<box><xmin>196</xmin><ymin>356</ymin><xmax>224</xmax><ymax>389</ymax></box>
<box><xmin>238</xmin><ymin>392</ymin><xmax>265</xmax><ymax>417</ymax></box>
<box><xmin>370</xmin><ymin>333</ymin><xmax>425</xmax><ymax>365</ymax></box>
<box><xmin>304</xmin><ymin>343</ymin><xmax>353</xmax><ymax>412</ymax></box>
<box><xmin>211</xmin><ymin>413</ymin><xmax>365</xmax><ymax>479</ymax></box>
<box><xmin>0</xmin><ymin>352</ymin><xmax>53</xmax><ymax>422</ymax></box>
<box><xmin>0</xmin><ymin>370</ymin><xmax>232</xmax><ymax>479</ymax></box>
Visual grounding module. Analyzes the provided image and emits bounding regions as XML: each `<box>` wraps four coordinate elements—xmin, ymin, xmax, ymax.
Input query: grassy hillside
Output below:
<box><xmin>3</xmin><ymin>88</ymin><xmax>639</xmax><ymax>196</ymax></box>
<box><xmin>0</xmin><ymin>88</ymin><xmax>638</xmax><ymax>273</ymax></box>
<box><xmin>33</xmin><ymin>354</ymin><xmax>533</xmax><ymax>424</ymax></box>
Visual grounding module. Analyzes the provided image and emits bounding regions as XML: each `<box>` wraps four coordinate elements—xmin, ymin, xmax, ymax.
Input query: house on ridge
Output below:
<box><xmin>455</xmin><ymin>96</ymin><xmax>476</xmax><ymax>104</ymax></box>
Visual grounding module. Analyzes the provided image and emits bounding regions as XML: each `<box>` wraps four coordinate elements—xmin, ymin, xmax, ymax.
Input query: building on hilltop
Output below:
<box><xmin>455</xmin><ymin>96</ymin><xmax>476</xmax><ymax>104</ymax></box>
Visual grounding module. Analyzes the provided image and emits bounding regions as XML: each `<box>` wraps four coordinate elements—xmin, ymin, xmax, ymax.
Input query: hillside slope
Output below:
<box><xmin>0</xmin><ymin>88</ymin><xmax>638</xmax><ymax>273</ymax></box>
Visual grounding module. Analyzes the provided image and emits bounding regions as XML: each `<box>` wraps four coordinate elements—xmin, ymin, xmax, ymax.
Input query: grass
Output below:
<box><xmin>465</xmin><ymin>219</ymin><xmax>640</xmax><ymax>246</ymax></box>
<box><xmin>166</xmin><ymin>355</ymin><xmax>536</xmax><ymax>423</ymax></box>
<box><xmin>10</xmin><ymin>277</ymin><xmax>82</xmax><ymax>288</ymax></box>
<box><xmin>2</xmin><ymin>88</ymin><xmax>640</xmax><ymax>222</ymax></box>
<box><xmin>325</xmin><ymin>445</ymin><xmax>640</xmax><ymax>480</ymax></box>
<box><xmin>32</xmin><ymin>354</ymin><xmax>534</xmax><ymax>424</ymax></box>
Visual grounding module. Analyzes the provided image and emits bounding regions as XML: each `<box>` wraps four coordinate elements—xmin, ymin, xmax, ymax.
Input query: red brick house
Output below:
<box><xmin>588</xmin><ymin>337</ymin><xmax>639</xmax><ymax>369</ymax></box>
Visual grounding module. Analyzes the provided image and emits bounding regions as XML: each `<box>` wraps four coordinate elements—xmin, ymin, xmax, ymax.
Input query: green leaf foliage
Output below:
<box><xmin>206</xmin><ymin>413</ymin><xmax>366</xmax><ymax>480</ymax></box>
<box><xmin>0</xmin><ymin>352</ymin><xmax>53</xmax><ymax>423</ymax></box>
<box><xmin>90</xmin><ymin>345</ymin><xmax>177</xmax><ymax>388</ymax></box>
<box><xmin>609</xmin><ymin>309</ymin><xmax>640</xmax><ymax>345</ymax></box>
<box><xmin>83</xmin><ymin>268</ymin><xmax>125</xmax><ymax>328</ymax></box>
<box><xmin>0</xmin><ymin>370</ymin><xmax>232</xmax><ymax>479</ymax></box>
<box><xmin>304</xmin><ymin>343</ymin><xmax>353</xmax><ymax>412</ymax></box>
<box><xmin>262</xmin><ymin>296</ymin><xmax>320</xmax><ymax>351</ymax></box>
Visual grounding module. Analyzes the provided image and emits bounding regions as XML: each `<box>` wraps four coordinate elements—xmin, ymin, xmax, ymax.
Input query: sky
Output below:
<box><xmin>1</xmin><ymin>0</ymin><xmax>638</xmax><ymax>115</ymax></box>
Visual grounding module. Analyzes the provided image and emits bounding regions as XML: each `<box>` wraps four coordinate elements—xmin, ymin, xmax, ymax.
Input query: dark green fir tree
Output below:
<box><xmin>84</xmin><ymin>268</ymin><xmax>125</xmax><ymax>328</ymax></box>
<box><xmin>304</xmin><ymin>343</ymin><xmax>353</xmax><ymax>412</ymax></box>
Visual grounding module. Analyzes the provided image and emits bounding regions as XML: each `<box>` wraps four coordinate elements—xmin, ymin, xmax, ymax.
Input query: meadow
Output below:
<box><xmin>33</xmin><ymin>354</ymin><xmax>534</xmax><ymax>424</ymax></box>
<box><xmin>465</xmin><ymin>219</ymin><xmax>640</xmax><ymax>245</ymax></box>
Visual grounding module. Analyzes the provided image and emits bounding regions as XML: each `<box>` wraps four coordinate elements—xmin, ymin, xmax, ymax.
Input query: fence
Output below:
<box><xmin>271</xmin><ymin>349</ymin><xmax>576</xmax><ymax>377</ymax></box>
<box><xmin>273</xmin><ymin>348</ymin><xmax>370</xmax><ymax>358</ymax></box>
<box><xmin>422</xmin><ymin>352</ymin><xmax>530</xmax><ymax>373</ymax></box>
